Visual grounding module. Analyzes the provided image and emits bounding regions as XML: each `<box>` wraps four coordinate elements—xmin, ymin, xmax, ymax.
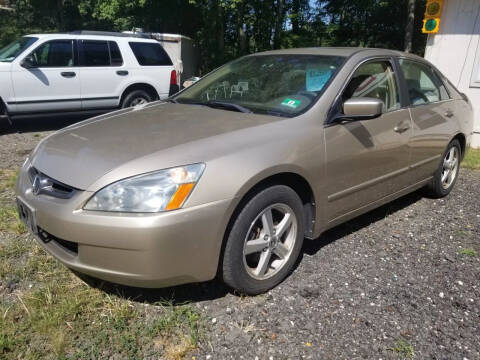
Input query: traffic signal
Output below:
<box><xmin>422</xmin><ymin>0</ymin><xmax>443</xmax><ymax>34</ymax></box>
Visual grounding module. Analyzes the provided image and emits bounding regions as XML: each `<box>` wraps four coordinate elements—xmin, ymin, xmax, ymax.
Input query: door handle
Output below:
<box><xmin>116</xmin><ymin>70</ymin><xmax>129</xmax><ymax>76</ymax></box>
<box><xmin>394</xmin><ymin>122</ymin><xmax>411</xmax><ymax>133</ymax></box>
<box><xmin>61</xmin><ymin>72</ymin><xmax>76</xmax><ymax>78</ymax></box>
<box><xmin>444</xmin><ymin>110</ymin><xmax>454</xmax><ymax>118</ymax></box>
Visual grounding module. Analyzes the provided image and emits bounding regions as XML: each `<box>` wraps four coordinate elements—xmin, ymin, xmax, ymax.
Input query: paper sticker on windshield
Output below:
<box><xmin>281</xmin><ymin>98</ymin><xmax>302</xmax><ymax>108</ymax></box>
<box><xmin>306</xmin><ymin>65</ymin><xmax>333</xmax><ymax>92</ymax></box>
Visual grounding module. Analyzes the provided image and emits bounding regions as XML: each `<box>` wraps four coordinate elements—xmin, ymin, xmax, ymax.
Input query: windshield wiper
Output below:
<box><xmin>204</xmin><ymin>101</ymin><xmax>252</xmax><ymax>113</ymax></box>
<box><xmin>166</xmin><ymin>98</ymin><xmax>179</xmax><ymax>103</ymax></box>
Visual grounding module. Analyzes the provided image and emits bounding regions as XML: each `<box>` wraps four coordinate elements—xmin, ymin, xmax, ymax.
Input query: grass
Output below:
<box><xmin>0</xmin><ymin>206</ymin><xmax>27</xmax><ymax>235</ymax></box>
<box><xmin>458</xmin><ymin>248</ymin><xmax>478</xmax><ymax>257</ymax></box>
<box><xmin>461</xmin><ymin>148</ymin><xmax>480</xmax><ymax>170</ymax></box>
<box><xmin>0</xmin><ymin>169</ymin><xmax>18</xmax><ymax>192</ymax></box>
<box><xmin>389</xmin><ymin>338</ymin><xmax>414</xmax><ymax>358</ymax></box>
<box><xmin>0</xmin><ymin>234</ymin><xmax>204</xmax><ymax>359</ymax></box>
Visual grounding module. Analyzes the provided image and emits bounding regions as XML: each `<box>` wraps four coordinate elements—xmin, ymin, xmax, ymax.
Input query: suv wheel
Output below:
<box><xmin>222</xmin><ymin>185</ymin><xmax>304</xmax><ymax>295</ymax></box>
<box><xmin>121</xmin><ymin>90</ymin><xmax>152</xmax><ymax>108</ymax></box>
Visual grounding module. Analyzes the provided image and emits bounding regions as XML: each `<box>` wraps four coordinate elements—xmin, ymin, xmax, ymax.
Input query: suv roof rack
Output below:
<box><xmin>69</xmin><ymin>30</ymin><xmax>151</xmax><ymax>39</ymax></box>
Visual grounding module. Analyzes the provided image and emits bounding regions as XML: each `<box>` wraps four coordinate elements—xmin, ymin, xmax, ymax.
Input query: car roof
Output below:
<box><xmin>252</xmin><ymin>47</ymin><xmax>426</xmax><ymax>62</ymax></box>
<box><xmin>25</xmin><ymin>33</ymin><xmax>157</xmax><ymax>42</ymax></box>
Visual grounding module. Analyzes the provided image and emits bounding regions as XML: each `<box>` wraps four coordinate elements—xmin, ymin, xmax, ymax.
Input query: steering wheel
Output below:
<box><xmin>409</xmin><ymin>88</ymin><xmax>429</xmax><ymax>104</ymax></box>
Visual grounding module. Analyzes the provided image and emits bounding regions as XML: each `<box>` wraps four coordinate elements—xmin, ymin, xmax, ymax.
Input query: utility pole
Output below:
<box><xmin>404</xmin><ymin>0</ymin><xmax>416</xmax><ymax>52</ymax></box>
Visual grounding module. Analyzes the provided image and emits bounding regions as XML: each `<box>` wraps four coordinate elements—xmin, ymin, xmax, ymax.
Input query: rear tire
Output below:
<box><xmin>121</xmin><ymin>89</ymin><xmax>152</xmax><ymax>109</ymax></box>
<box><xmin>427</xmin><ymin>139</ymin><xmax>461</xmax><ymax>198</ymax></box>
<box><xmin>222</xmin><ymin>185</ymin><xmax>304</xmax><ymax>295</ymax></box>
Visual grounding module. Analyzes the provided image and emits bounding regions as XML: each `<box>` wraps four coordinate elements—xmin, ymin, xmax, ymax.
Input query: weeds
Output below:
<box><xmin>0</xmin><ymin>237</ymin><xmax>204</xmax><ymax>360</ymax></box>
<box><xmin>389</xmin><ymin>338</ymin><xmax>414</xmax><ymax>358</ymax></box>
<box><xmin>0</xmin><ymin>169</ymin><xmax>18</xmax><ymax>192</ymax></box>
<box><xmin>462</xmin><ymin>148</ymin><xmax>480</xmax><ymax>170</ymax></box>
<box><xmin>0</xmin><ymin>205</ymin><xmax>27</xmax><ymax>234</ymax></box>
<box><xmin>459</xmin><ymin>248</ymin><xmax>478</xmax><ymax>257</ymax></box>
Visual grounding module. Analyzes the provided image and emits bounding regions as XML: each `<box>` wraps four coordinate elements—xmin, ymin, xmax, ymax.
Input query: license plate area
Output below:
<box><xmin>16</xmin><ymin>198</ymin><xmax>37</xmax><ymax>235</ymax></box>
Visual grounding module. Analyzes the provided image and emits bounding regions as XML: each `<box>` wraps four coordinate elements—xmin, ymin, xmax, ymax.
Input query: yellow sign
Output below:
<box><xmin>422</xmin><ymin>0</ymin><xmax>443</xmax><ymax>34</ymax></box>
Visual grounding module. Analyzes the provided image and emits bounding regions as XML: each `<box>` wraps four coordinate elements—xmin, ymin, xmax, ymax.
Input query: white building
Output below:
<box><xmin>424</xmin><ymin>0</ymin><xmax>480</xmax><ymax>148</ymax></box>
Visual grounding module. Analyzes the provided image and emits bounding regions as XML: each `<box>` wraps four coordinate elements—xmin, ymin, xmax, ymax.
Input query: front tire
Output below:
<box><xmin>121</xmin><ymin>89</ymin><xmax>153</xmax><ymax>109</ymax></box>
<box><xmin>428</xmin><ymin>139</ymin><xmax>461</xmax><ymax>198</ymax></box>
<box><xmin>222</xmin><ymin>185</ymin><xmax>304</xmax><ymax>295</ymax></box>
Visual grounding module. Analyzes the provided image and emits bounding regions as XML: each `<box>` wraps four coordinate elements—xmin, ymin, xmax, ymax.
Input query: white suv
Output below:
<box><xmin>0</xmin><ymin>31</ymin><xmax>178</xmax><ymax>122</ymax></box>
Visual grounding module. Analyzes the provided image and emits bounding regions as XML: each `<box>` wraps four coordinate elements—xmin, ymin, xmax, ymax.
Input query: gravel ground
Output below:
<box><xmin>1</xmin><ymin>119</ymin><xmax>479</xmax><ymax>360</ymax></box>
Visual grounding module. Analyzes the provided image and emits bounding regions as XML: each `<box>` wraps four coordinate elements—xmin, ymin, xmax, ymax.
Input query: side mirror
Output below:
<box><xmin>20</xmin><ymin>55</ymin><xmax>36</xmax><ymax>69</ymax></box>
<box><xmin>183</xmin><ymin>76</ymin><xmax>200</xmax><ymax>89</ymax></box>
<box><xmin>341</xmin><ymin>97</ymin><xmax>384</xmax><ymax>120</ymax></box>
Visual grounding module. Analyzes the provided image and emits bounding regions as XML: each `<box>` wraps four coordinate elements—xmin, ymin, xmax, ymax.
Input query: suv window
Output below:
<box><xmin>109</xmin><ymin>41</ymin><xmax>123</xmax><ymax>66</ymax></box>
<box><xmin>82</xmin><ymin>40</ymin><xmax>109</xmax><ymax>66</ymax></box>
<box><xmin>399</xmin><ymin>59</ymin><xmax>450</xmax><ymax>105</ymax></box>
<box><xmin>342</xmin><ymin>60</ymin><xmax>400</xmax><ymax>112</ymax></box>
<box><xmin>0</xmin><ymin>36</ymin><xmax>38</xmax><ymax>63</ymax></box>
<box><xmin>80</xmin><ymin>40</ymin><xmax>123</xmax><ymax>67</ymax></box>
<box><xmin>129</xmin><ymin>42</ymin><xmax>172</xmax><ymax>66</ymax></box>
<box><xmin>30</xmin><ymin>40</ymin><xmax>74</xmax><ymax>67</ymax></box>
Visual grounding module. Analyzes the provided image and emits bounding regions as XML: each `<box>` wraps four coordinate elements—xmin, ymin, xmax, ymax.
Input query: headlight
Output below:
<box><xmin>84</xmin><ymin>163</ymin><xmax>205</xmax><ymax>213</ymax></box>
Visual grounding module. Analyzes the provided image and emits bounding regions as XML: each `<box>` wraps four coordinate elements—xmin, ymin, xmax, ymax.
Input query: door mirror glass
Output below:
<box><xmin>343</xmin><ymin>97</ymin><xmax>384</xmax><ymax>118</ymax></box>
<box><xmin>183</xmin><ymin>76</ymin><xmax>201</xmax><ymax>88</ymax></box>
<box><xmin>21</xmin><ymin>55</ymin><xmax>37</xmax><ymax>68</ymax></box>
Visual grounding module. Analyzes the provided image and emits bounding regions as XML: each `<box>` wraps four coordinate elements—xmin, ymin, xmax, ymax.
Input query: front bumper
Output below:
<box><xmin>16</xmin><ymin>165</ymin><xmax>233</xmax><ymax>288</ymax></box>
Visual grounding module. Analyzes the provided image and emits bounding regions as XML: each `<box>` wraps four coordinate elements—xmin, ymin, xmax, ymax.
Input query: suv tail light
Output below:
<box><xmin>168</xmin><ymin>70</ymin><xmax>180</xmax><ymax>96</ymax></box>
<box><xmin>170</xmin><ymin>70</ymin><xmax>178</xmax><ymax>86</ymax></box>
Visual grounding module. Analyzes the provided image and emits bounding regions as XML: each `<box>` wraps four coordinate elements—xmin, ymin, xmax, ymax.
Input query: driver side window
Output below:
<box><xmin>343</xmin><ymin>60</ymin><xmax>401</xmax><ymax>113</ymax></box>
<box><xmin>29</xmin><ymin>40</ymin><xmax>74</xmax><ymax>68</ymax></box>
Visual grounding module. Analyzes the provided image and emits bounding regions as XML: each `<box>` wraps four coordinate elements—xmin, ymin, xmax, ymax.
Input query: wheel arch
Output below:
<box><xmin>452</xmin><ymin>132</ymin><xmax>466</xmax><ymax>161</ymax></box>
<box><xmin>216</xmin><ymin>170</ymin><xmax>317</xmax><ymax>278</ymax></box>
<box><xmin>0</xmin><ymin>97</ymin><xmax>7</xmax><ymax>114</ymax></box>
<box><xmin>119</xmin><ymin>83</ymin><xmax>160</xmax><ymax>106</ymax></box>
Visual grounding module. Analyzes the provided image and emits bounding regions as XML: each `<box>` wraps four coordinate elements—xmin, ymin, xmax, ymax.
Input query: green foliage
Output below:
<box><xmin>0</xmin><ymin>0</ymin><xmax>428</xmax><ymax>72</ymax></box>
<box><xmin>462</xmin><ymin>148</ymin><xmax>480</xmax><ymax>170</ymax></box>
<box><xmin>459</xmin><ymin>248</ymin><xmax>478</xmax><ymax>257</ymax></box>
<box><xmin>0</xmin><ymin>237</ymin><xmax>205</xmax><ymax>359</ymax></box>
<box><xmin>389</xmin><ymin>338</ymin><xmax>415</xmax><ymax>358</ymax></box>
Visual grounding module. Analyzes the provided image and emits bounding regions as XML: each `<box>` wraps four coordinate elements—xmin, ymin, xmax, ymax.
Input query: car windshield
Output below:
<box><xmin>0</xmin><ymin>36</ymin><xmax>38</xmax><ymax>62</ymax></box>
<box><xmin>174</xmin><ymin>54</ymin><xmax>345</xmax><ymax>117</ymax></box>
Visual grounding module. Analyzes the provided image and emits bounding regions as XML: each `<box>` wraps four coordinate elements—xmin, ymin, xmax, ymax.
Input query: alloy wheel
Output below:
<box><xmin>441</xmin><ymin>146</ymin><xmax>459</xmax><ymax>190</ymax></box>
<box><xmin>242</xmin><ymin>203</ymin><xmax>297</xmax><ymax>280</ymax></box>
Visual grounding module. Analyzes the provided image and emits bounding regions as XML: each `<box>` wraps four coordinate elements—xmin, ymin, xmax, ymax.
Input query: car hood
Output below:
<box><xmin>32</xmin><ymin>102</ymin><xmax>279</xmax><ymax>190</ymax></box>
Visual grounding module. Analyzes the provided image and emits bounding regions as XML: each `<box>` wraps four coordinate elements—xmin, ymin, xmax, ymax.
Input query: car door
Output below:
<box><xmin>78</xmin><ymin>40</ymin><xmax>124</xmax><ymax>109</ymax></box>
<box><xmin>11</xmin><ymin>39</ymin><xmax>81</xmax><ymax>113</ymax></box>
<box><xmin>398</xmin><ymin>58</ymin><xmax>457</xmax><ymax>183</ymax></box>
<box><xmin>324</xmin><ymin>58</ymin><xmax>412</xmax><ymax>222</ymax></box>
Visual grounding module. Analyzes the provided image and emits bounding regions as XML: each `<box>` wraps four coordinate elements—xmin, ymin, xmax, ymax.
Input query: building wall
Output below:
<box><xmin>424</xmin><ymin>0</ymin><xmax>480</xmax><ymax>148</ymax></box>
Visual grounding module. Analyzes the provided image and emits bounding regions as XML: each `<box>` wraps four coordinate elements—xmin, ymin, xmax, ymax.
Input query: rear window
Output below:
<box><xmin>81</xmin><ymin>40</ymin><xmax>123</xmax><ymax>67</ymax></box>
<box><xmin>128</xmin><ymin>42</ymin><xmax>172</xmax><ymax>66</ymax></box>
<box><xmin>109</xmin><ymin>41</ymin><xmax>123</xmax><ymax>66</ymax></box>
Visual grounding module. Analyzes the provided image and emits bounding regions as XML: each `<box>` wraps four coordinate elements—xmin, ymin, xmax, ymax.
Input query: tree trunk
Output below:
<box><xmin>56</xmin><ymin>0</ymin><xmax>65</xmax><ymax>31</ymax></box>
<box><xmin>273</xmin><ymin>0</ymin><xmax>284</xmax><ymax>49</ymax></box>
<box><xmin>292</xmin><ymin>0</ymin><xmax>300</xmax><ymax>34</ymax></box>
<box><xmin>237</xmin><ymin>1</ymin><xmax>247</xmax><ymax>55</ymax></box>
<box><xmin>404</xmin><ymin>0</ymin><xmax>416</xmax><ymax>53</ymax></box>
<box><xmin>216</xmin><ymin>0</ymin><xmax>225</xmax><ymax>64</ymax></box>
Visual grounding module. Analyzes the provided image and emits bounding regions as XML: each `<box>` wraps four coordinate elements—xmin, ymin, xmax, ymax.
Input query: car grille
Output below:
<box><xmin>28</xmin><ymin>167</ymin><xmax>78</xmax><ymax>199</ymax></box>
<box><xmin>38</xmin><ymin>227</ymin><xmax>78</xmax><ymax>255</ymax></box>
